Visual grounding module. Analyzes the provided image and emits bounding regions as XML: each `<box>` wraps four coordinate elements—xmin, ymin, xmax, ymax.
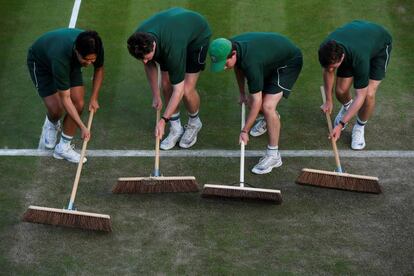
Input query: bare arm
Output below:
<box><xmin>331</xmin><ymin>87</ymin><xmax>368</xmax><ymax>141</ymax></box>
<box><xmin>58</xmin><ymin>89</ymin><xmax>90</xmax><ymax>140</ymax></box>
<box><xmin>234</xmin><ymin>67</ymin><xmax>247</xmax><ymax>104</ymax></box>
<box><xmin>89</xmin><ymin>66</ymin><xmax>104</xmax><ymax>112</ymax></box>
<box><xmin>144</xmin><ymin>61</ymin><xmax>162</xmax><ymax>110</ymax></box>
<box><xmin>321</xmin><ymin>68</ymin><xmax>335</xmax><ymax>114</ymax></box>
<box><xmin>240</xmin><ymin>92</ymin><xmax>262</xmax><ymax>145</ymax></box>
<box><xmin>155</xmin><ymin>80</ymin><xmax>185</xmax><ymax>139</ymax></box>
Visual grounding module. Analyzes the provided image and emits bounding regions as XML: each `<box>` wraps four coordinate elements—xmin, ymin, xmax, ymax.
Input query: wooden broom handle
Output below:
<box><xmin>153</xmin><ymin>63</ymin><xmax>161</xmax><ymax>176</ymax></box>
<box><xmin>320</xmin><ymin>86</ymin><xmax>342</xmax><ymax>169</ymax></box>
<box><xmin>154</xmin><ymin>109</ymin><xmax>161</xmax><ymax>174</ymax></box>
<box><xmin>240</xmin><ymin>103</ymin><xmax>246</xmax><ymax>187</ymax></box>
<box><xmin>68</xmin><ymin>110</ymin><xmax>94</xmax><ymax>209</ymax></box>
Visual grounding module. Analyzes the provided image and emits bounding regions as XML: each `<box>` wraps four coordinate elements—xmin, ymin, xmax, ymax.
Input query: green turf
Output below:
<box><xmin>0</xmin><ymin>156</ymin><xmax>413</xmax><ymax>274</ymax></box>
<box><xmin>0</xmin><ymin>0</ymin><xmax>412</xmax><ymax>150</ymax></box>
<box><xmin>0</xmin><ymin>0</ymin><xmax>413</xmax><ymax>274</ymax></box>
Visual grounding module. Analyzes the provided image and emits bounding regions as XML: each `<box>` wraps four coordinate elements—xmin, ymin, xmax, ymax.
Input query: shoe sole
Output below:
<box><xmin>351</xmin><ymin>143</ymin><xmax>366</xmax><ymax>150</ymax></box>
<box><xmin>249</xmin><ymin>130</ymin><xmax>267</xmax><ymax>137</ymax></box>
<box><xmin>53</xmin><ymin>152</ymin><xmax>87</xmax><ymax>163</ymax></box>
<box><xmin>179</xmin><ymin>137</ymin><xmax>197</xmax><ymax>149</ymax></box>
<box><xmin>251</xmin><ymin>161</ymin><xmax>283</xmax><ymax>175</ymax></box>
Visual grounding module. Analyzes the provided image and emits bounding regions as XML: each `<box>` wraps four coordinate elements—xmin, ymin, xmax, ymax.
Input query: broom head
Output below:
<box><xmin>202</xmin><ymin>184</ymin><xmax>282</xmax><ymax>204</ymax></box>
<box><xmin>23</xmin><ymin>205</ymin><xmax>112</xmax><ymax>232</ymax></box>
<box><xmin>113</xmin><ymin>176</ymin><xmax>199</xmax><ymax>193</ymax></box>
<box><xmin>296</xmin><ymin>168</ymin><xmax>381</xmax><ymax>194</ymax></box>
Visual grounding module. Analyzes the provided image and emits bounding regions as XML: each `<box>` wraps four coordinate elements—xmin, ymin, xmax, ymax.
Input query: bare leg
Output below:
<box><xmin>358</xmin><ymin>79</ymin><xmax>381</xmax><ymax>121</ymax></box>
<box><xmin>62</xmin><ymin>86</ymin><xmax>85</xmax><ymax>136</ymax></box>
<box><xmin>262</xmin><ymin>92</ymin><xmax>283</xmax><ymax>147</ymax></box>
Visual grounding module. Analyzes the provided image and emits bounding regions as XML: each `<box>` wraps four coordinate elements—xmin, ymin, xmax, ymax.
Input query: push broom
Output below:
<box><xmin>201</xmin><ymin>103</ymin><xmax>282</xmax><ymax>203</ymax></box>
<box><xmin>113</xmin><ymin>64</ymin><xmax>198</xmax><ymax>193</ymax></box>
<box><xmin>296</xmin><ymin>86</ymin><xmax>381</xmax><ymax>193</ymax></box>
<box><xmin>23</xmin><ymin>111</ymin><xmax>112</xmax><ymax>232</ymax></box>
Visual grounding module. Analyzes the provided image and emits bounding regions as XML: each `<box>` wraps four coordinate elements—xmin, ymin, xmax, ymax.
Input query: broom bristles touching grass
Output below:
<box><xmin>113</xmin><ymin>176</ymin><xmax>199</xmax><ymax>193</ymax></box>
<box><xmin>296</xmin><ymin>168</ymin><xmax>381</xmax><ymax>194</ymax></box>
<box><xmin>202</xmin><ymin>184</ymin><xmax>282</xmax><ymax>204</ymax></box>
<box><xmin>23</xmin><ymin>206</ymin><xmax>112</xmax><ymax>232</ymax></box>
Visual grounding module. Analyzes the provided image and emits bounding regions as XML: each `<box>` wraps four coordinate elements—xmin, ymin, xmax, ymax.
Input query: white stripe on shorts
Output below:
<box><xmin>276</xmin><ymin>65</ymin><xmax>291</xmax><ymax>92</ymax></box>
<box><xmin>33</xmin><ymin>62</ymin><xmax>39</xmax><ymax>88</ymax></box>
<box><xmin>385</xmin><ymin>45</ymin><xmax>390</xmax><ymax>72</ymax></box>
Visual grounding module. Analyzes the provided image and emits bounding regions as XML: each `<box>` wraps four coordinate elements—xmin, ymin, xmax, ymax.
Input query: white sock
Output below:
<box><xmin>58</xmin><ymin>132</ymin><xmax>73</xmax><ymax>147</ymax></box>
<box><xmin>356</xmin><ymin>116</ymin><xmax>367</xmax><ymax>128</ymax></box>
<box><xmin>170</xmin><ymin>112</ymin><xmax>182</xmax><ymax>130</ymax></box>
<box><xmin>267</xmin><ymin>145</ymin><xmax>279</xmax><ymax>156</ymax></box>
<box><xmin>46</xmin><ymin>116</ymin><xmax>59</xmax><ymax>127</ymax></box>
<box><xmin>188</xmin><ymin>111</ymin><xmax>201</xmax><ymax>125</ymax></box>
<box><xmin>343</xmin><ymin>99</ymin><xmax>353</xmax><ymax>110</ymax></box>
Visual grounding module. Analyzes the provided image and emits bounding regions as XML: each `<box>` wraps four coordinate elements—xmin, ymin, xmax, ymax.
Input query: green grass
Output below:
<box><xmin>0</xmin><ymin>0</ymin><xmax>413</xmax><ymax>274</ymax></box>
<box><xmin>1</xmin><ymin>157</ymin><xmax>413</xmax><ymax>274</ymax></box>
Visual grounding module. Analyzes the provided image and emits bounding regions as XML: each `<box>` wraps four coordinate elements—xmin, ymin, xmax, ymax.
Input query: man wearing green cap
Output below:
<box><xmin>319</xmin><ymin>20</ymin><xmax>392</xmax><ymax>150</ymax></box>
<box><xmin>127</xmin><ymin>7</ymin><xmax>211</xmax><ymax>150</ymax></box>
<box><xmin>209</xmin><ymin>33</ymin><xmax>302</xmax><ymax>174</ymax></box>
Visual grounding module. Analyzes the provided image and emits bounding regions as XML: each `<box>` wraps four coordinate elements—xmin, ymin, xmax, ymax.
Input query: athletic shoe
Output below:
<box><xmin>250</xmin><ymin>118</ymin><xmax>267</xmax><ymax>137</ymax></box>
<box><xmin>251</xmin><ymin>152</ymin><xmax>282</xmax><ymax>174</ymax></box>
<box><xmin>42</xmin><ymin>117</ymin><xmax>61</xmax><ymax>149</ymax></box>
<box><xmin>160</xmin><ymin>126</ymin><xmax>184</xmax><ymax>150</ymax></box>
<box><xmin>334</xmin><ymin>100</ymin><xmax>353</xmax><ymax>130</ymax></box>
<box><xmin>179</xmin><ymin>121</ymin><xmax>202</xmax><ymax>149</ymax></box>
<box><xmin>53</xmin><ymin>143</ymin><xmax>87</xmax><ymax>163</ymax></box>
<box><xmin>351</xmin><ymin>125</ymin><xmax>366</xmax><ymax>150</ymax></box>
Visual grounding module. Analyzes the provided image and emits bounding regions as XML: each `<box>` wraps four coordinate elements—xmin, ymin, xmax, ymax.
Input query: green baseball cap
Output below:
<box><xmin>209</xmin><ymin>38</ymin><xmax>232</xmax><ymax>72</ymax></box>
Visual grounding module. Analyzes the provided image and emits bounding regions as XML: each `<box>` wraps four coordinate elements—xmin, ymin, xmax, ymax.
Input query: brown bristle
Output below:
<box><xmin>296</xmin><ymin>169</ymin><xmax>382</xmax><ymax>194</ymax></box>
<box><xmin>201</xmin><ymin>185</ymin><xmax>282</xmax><ymax>204</ymax></box>
<box><xmin>113</xmin><ymin>177</ymin><xmax>199</xmax><ymax>194</ymax></box>
<box><xmin>22</xmin><ymin>206</ymin><xmax>112</xmax><ymax>232</ymax></box>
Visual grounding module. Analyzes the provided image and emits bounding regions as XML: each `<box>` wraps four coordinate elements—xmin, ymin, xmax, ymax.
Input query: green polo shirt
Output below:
<box><xmin>323</xmin><ymin>20</ymin><xmax>392</xmax><ymax>89</ymax></box>
<box><xmin>29</xmin><ymin>28</ymin><xmax>104</xmax><ymax>91</ymax></box>
<box><xmin>231</xmin><ymin>32</ymin><xmax>301</xmax><ymax>93</ymax></box>
<box><xmin>136</xmin><ymin>7</ymin><xmax>211</xmax><ymax>84</ymax></box>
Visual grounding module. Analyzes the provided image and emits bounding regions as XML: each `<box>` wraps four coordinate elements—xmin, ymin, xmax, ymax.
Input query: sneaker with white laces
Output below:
<box><xmin>351</xmin><ymin>125</ymin><xmax>366</xmax><ymax>150</ymax></box>
<box><xmin>179</xmin><ymin>121</ymin><xmax>202</xmax><ymax>149</ymax></box>
<box><xmin>334</xmin><ymin>100</ymin><xmax>353</xmax><ymax>130</ymax></box>
<box><xmin>160</xmin><ymin>126</ymin><xmax>184</xmax><ymax>150</ymax></box>
<box><xmin>250</xmin><ymin>118</ymin><xmax>267</xmax><ymax>137</ymax></box>
<box><xmin>251</xmin><ymin>153</ymin><xmax>283</xmax><ymax>174</ymax></box>
<box><xmin>42</xmin><ymin>117</ymin><xmax>61</xmax><ymax>149</ymax></box>
<box><xmin>53</xmin><ymin>143</ymin><xmax>87</xmax><ymax>163</ymax></box>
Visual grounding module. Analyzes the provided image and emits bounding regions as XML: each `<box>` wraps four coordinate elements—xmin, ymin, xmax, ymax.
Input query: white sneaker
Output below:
<box><xmin>250</xmin><ymin>118</ymin><xmax>267</xmax><ymax>137</ymax></box>
<box><xmin>42</xmin><ymin>117</ymin><xmax>61</xmax><ymax>149</ymax></box>
<box><xmin>251</xmin><ymin>152</ymin><xmax>283</xmax><ymax>175</ymax></box>
<box><xmin>53</xmin><ymin>143</ymin><xmax>87</xmax><ymax>163</ymax></box>
<box><xmin>334</xmin><ymin>100</ymin><xmax>353</xmax><ymax>130</ymax></box>
<box><xmin>160</xmin><ymin>126</ymin><xmax>184</xmax><ymax>150</ymax></box>
<box><xmin>179</xmin><ymin>121</ymin><xmax>202</xmax><ymax>149</ymax></box>
<box><xmin>351</xmin><ymin>125</ymin><xmax>366</xmax><ymax>150</ymax></box>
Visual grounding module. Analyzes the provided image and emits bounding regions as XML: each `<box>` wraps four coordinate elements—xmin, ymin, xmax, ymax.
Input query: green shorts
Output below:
<box><xmin>27</xmin><ymin>49</ymin><xmax>83</xmax><ymax>98</ymax></box>
<box><xmin>337</xmin><ymin>43</ymin><xmax>392</xmax><ymax>81</ymax></box>
<box><xmin>262</xmin><ymin>52</ymin><xmax>303</xmax><ymax>98</ymax></box>
<box><xmin>185</xmin><ymin>38</ymin><xmax>210</xmax><ymax>73</ymax></box>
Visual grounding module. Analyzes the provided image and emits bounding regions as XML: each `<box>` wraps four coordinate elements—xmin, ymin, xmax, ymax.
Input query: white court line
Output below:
<box><xmin>68</xmin><ymin>0</ymin><xmax>82</xmax><ymax>28</ymax></box>
<box><xmin>1</xmin><ymin>149</ymin><xmax>414</xmax><ymax>158</ymax></box>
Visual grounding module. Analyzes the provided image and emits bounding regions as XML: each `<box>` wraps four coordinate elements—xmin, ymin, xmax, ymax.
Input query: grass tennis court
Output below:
<box><xmin>0</xmin><ymin>0</ymin><xmax>413</xmax><ymax>274</ymax></box>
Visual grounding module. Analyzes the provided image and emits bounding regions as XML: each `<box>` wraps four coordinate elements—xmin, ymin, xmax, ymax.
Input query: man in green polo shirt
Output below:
<box><xmin>319</xmin><ymin>20</ymin><xmax>392</xmax><ymax>150</ymax></box>
<box><xmin>127</xmin><ymin>7</ymin><xmax>211</xmax><ymax>150</ymax></box>
<box><xmin>27</xmin><ymin>28</ymin><xmax>104</xmax><ymax>163</ymax></box>
<box><xmin>209</xmin><ymin>33</ymin><xmax>303</xmax><ymax>174</ymax></box>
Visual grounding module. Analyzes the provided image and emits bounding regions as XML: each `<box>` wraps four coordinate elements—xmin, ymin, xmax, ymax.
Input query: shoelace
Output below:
<box><xmin>258</xmin><ymin>155</ymin><xmax>278</xmax><ymax>167</ymax></box>
<box><xmin>256</xmin><ymin>119</ymin><xmax>266</xmax><ymax>131</ymax></box>
<box><xmin>182</xmin><ymin>124</ymin><xmax>198</xmax><ymax>141</ymax></box>
<box><xmin>353</xmin><ymin>128</ymin><xmax>364</xmax><ymax>141</ymax></box>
